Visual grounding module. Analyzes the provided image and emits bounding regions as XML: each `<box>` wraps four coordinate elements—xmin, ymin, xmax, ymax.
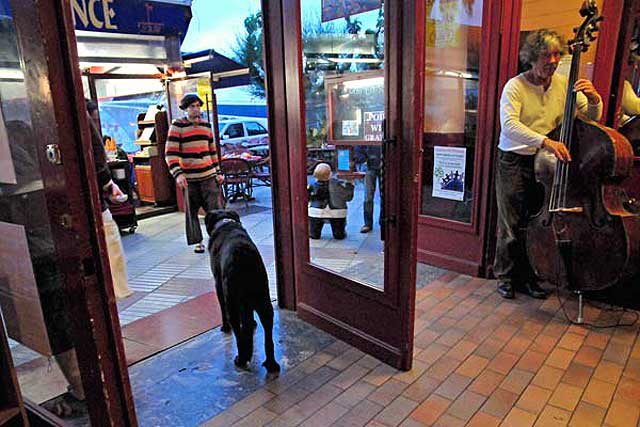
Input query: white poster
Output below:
<box><xmin>342</xmin><ymin>120</ymin><xmax>359</xmax><ymax>136</ymax></box>
<box><xmin>432</xmin><ymin>146</ymin><xmax>466</xmax><ymax>201</ymax></box>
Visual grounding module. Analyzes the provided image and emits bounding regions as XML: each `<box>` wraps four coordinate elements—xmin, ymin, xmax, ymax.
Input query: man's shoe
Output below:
<box><xmin>194</xmin><ymin>243</ymin><xmax>205</xmax><ymax>253</ymax></box>
<box><xmin>524</xmin><ymin>282</ymin><xmax>548</xmax><ymax>299</ymax></box>
<box><xmin>360</xmin><ymin>225</ymin><xmax>372</xmax><ymax>233</ymax></box>
<box><xmin>497</xmin><ymin>281</ymin><xmax>514</xmax><ymax>299</ymax></box>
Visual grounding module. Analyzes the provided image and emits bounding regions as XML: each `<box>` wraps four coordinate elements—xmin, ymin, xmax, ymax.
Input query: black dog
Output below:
<box><xmin>205</xmin><ymin>210</ymin><xmax>280</xmax><ymax>373</ymax></box>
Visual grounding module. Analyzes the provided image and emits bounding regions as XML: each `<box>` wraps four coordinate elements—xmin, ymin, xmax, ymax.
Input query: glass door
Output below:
<box><xmin>0</xmin><ymin>0</ymin><xmax>135</xmax><ymax>424</ymax></box>
<box><xmin>279</xmin><ymin>0</ymin><xmax>419</xmax><ymax>369</ymax></box>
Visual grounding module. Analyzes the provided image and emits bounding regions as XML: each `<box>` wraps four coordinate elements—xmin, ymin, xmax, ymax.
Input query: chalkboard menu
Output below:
<box><xmin>326</xmin><ymin>71</ymin><xmax>385</xmax><ymax>144</ymax></box>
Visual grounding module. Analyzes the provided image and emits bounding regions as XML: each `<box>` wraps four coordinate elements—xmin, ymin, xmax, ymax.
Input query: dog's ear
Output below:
<box><xmin>226</xmin><ymin>210</ymin><xmax>241</xmax><ymax>223</ymax></box>
<box><xmin>205</xmin><ymin>210</ymin><xmax>225</xmax><ymax>235</ymax></box>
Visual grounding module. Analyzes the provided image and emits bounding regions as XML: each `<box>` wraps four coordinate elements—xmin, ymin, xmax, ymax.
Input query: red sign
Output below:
<box><xmin>321</xmin><ymin>0</ymin><xmax>382</xmax><ymax>22</ymax></box>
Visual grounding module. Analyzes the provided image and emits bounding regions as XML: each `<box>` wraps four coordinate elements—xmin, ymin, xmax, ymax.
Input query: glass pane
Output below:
<box><xmin>0</xmin><ymin>3</ymin><xmax>92</xmax><ymax>422</ymax></box>
<box><xmin>519</xmin><ymin>0</ymin><xmax>603</xmax><ymax>79</ymax></box>
<box><xmin>420</xmin><ymin>0</ymin><xmax>483</xmax><ymax>223</ymax></box>
<box><xmin>301</xmin><ymin>0</ymin><xmax>386</xmax><ymax>289</ymax></box>
<box><xmin>95</xmin><ymin>78</ymin><xmax>166</xmax><ymax>153</ymax></box>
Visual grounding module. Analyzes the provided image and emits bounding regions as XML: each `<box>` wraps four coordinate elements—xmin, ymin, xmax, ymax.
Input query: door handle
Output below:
<box><xmin>46</xmin><ymin>144</ymin><xmax>62</xmax><ymax>165</ymax></box>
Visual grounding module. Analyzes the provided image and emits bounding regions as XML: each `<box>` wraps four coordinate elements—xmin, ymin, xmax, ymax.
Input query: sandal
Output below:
<box><xmin>194</xmin><ymin>243</ymin><xmax>205</xmax><ymax>253</ymax></box>
<box><xmin>42</xmin><ymin>392</ymin><xmax>87</xmax><ymax>418</ymax></box>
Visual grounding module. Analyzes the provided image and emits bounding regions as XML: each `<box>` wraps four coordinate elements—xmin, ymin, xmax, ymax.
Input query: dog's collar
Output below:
<box><xmin>213</xmin><ymin>217</ymin><xmax>237</xmax><ymax>234</ymax></box>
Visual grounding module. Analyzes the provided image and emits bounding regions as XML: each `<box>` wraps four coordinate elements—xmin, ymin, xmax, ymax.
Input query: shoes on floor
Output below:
<box><xmin>194</xmin><ymin>243</ymin><xmax>205</xmax><ymax>253</ymax></box>
<box><xmin>523</xmin><ymin>281</ymin><xmax>549</xmax><ymax>299</ymax></box>
<box><xmin>360</xmin><ymin>225</ymin><xmax>372</xmax><ymax>233</ymax></box>
<box><xmin>497</xmin><ymin>281</ymin><xmax>514</xmax><ymax>299</ymax></box>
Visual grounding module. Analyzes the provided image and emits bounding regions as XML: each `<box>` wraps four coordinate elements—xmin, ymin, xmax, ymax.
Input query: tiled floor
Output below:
<box><xmin>198</xmin><ymin>274</ymin><xmax>640</xmax><ymax>427</ymax></box>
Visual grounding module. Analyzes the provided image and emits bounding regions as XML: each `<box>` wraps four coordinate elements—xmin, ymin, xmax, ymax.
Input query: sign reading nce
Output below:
<box><xmin>72</xmin><ymin>0</ymin><xmax>118</xmax><ymax>31</ymax></box>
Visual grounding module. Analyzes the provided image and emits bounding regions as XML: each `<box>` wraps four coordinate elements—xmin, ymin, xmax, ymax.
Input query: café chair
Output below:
<box><xmin>220</xmin><ymin>158</ymin><xmax>253</xmax><ymax>207</ymax></box>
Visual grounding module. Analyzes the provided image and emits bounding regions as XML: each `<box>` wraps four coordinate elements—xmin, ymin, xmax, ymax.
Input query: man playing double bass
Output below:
<box><xmin>495</xmin><ymin>29</ymin><xmax>603</xmax><ymax>299</ymax></box>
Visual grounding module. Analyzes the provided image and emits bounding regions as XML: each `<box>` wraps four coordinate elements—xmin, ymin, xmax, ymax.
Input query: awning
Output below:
<box><xmin>182</xmin><ymin>49</ymin><xmax>251</xmax><ymax>89</ymax></box>
<box><xmin>73</xmin><ymin>0</ymin><xmax>192</xmax><ymax>68</ymax></box>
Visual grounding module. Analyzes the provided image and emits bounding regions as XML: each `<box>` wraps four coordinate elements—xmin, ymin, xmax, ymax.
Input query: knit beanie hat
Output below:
<box><xmin>179</xmin><ymin>94</ymin><xmax>204</xmax><ymax>110</ymax></box>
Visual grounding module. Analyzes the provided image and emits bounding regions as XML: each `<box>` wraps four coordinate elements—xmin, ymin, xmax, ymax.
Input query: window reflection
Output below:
<box><xmin>301</xmin><ymin>0</ymin><xmax>386</xmax><ymax>289</ymax></box>
<box><xmin>420</xmin><ymin>0</ymin><xmax>483</xmax><ymax>223</ymax></box>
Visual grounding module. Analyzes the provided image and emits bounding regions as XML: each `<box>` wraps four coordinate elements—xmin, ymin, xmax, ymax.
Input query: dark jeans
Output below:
<box><xmin>309</xmin><ymin>217</ymin><xmax>346</xmax><ymax>240</ymax></box>
<box><xmin>363</xmin><ymin>168</ymin><xmax>382</xmax><ymax>228</ymax></box>
<box><xmin>185</xmin><ymin>177</ymin><xmax>221</xmax><ymax>245</ymax></box>
<box><xmin>493</xmin><ymin>150</ymin><xmax>540</xmax><ymax>285</ymax></box>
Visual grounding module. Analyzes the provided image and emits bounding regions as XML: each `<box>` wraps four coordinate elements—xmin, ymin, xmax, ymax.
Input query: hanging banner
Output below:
<box><xmin>432</xmin><ymin>146</ymin><xmax>466</xmax><ymax>201</ymax></box>
<box><xmin>321</xmin><ymin>0</ymin><xmax>382</xmax><ymax>22</ymax></box>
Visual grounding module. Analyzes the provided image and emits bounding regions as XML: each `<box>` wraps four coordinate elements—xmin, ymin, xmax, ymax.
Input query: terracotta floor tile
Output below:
<box><xmin>516</xmin><ymin>384</ymin><xmax>552</xmax><ymax>415</ymax></box>
<box><xmin>466</xmin><ymin>411</ymin><xmax>501</xmax><ymax>427</ymax></box>
<box><xmin>582</xmin><ymin>378</ymin><xmax>616</xmax><ymax>408</ymax></box>
<box><xmin>394</xmin><ymin>360</ymin><xmax>429</xmax><ymax>385</ymax></box>
<box><xmin>499</xmin><ymin>368</ymin><xmax>535</xmax><ymax>395</ymax></box>
<box><xmin>602</xmin><ymin>341</ymin><xmax>632</xmax><ymax>365</ymax></box>
<box><xmin>545</xmin><ymin>347</ymin><xmax>576</xmax><ymax>370</ymax></box>
<box><xmin>493</xmin><ymin>324</ymin><xmax>518</xmax><ymax>343</ymax></box>
<box><xmin>402</xmin><ymin>373</ymin><xmax>441</xmax><ymax>403</ymax></box>
<box><xmin>573</xmin><ymin>346</ymin><xmax>603</xmax><ymax>368</ymax></box>
<box><xmin>434</xmin><ymin>373</ymin><xmax>473</xmax><ymax>400</ymax></box>
<box><xmin>474</xmin><ymin>338</ymin><xmax>505</xmax><ymax>359</ymax></box>
<box><xmin>367</xmin><ymin>378</ymin><xmax>409</xmax><ymax>407</ymax></box>
<box><xmin>614</xmin><ymin>376</ymin><xmax>640</xmax><ymax>403</ymax></box>
<box><xmin>334</xmin><ymin>380</ymin><xmax>376</xmax><ymax>408</ymax></box>
<box><xmin>432</xmin><ymin>414</ymin><xmax>465</xmax><ymax>427</ymax></box>
<box><xmin>410</xmin><ymin>394</ymin><xmax>452</xmax><ymax>425</ymax></box>
<box><xmin>447</xmin><ymin>339</ymin><xmax>478</xmax><ymax>361</ymax></box>
<box><xmin>584</xmin><ymin>332</ymin><xmax>610</xmax><ymax>350</ymax></box>
<box><xmin>371</xmin><ymin>396</ymin><xmax>418</xmax><ymax>427</ymax></box>
<box><xmin>603</xmin><ymin>399</ymin><xmax>640</xmax><ymax>427</ymax></box>
<box><xmin>415</xmin><ymin>328</ymin><xmax>442</xmax><ymax>349</ymax></box>
<box><xmin>416</xmin><ymin>342</ymin><xmax>450</xmax><ymax>365</ymax></box>
<box><xmin>502</xmin><ymin>336</ymin><xmax>532</xmax><ymax>357</ymax></box>
<box><xmin>469</xmin><ymin>370</ymin><xmax>506</xmax><ymax>397</ymax></box>
<box><xmin>561</xmin><ymin>363</ymin><xmax>594</xmax><ymax>388</ymax></box>
<box><xmin>566</xmin><ymin>324</ymin><xmax>589</xmax><ymax>337</ymax></box>
<box><xmin>534</xmin><ymin>405</ymin><xmax>571</xmax><ymax>427</ymax></box>
<box><xmin>299</xmin><ymin>401</ymin><xmax>350</xmax><ymax>427</ymax></box>
<box><xmin>456</xmin><ymin>355</ymin><xmax>490</xmax><ymax>379</ymax></box>
<box><xmin>531</xmin><ymin>334</ymin><xmax>559</xmax><ymax>354</ymax></box>
<box><xmin>548</xmin><ymin>382</ymin><xmax>583</xmax><ymax>411</ymax></box>
<box><xmin>486</xmin><ymin>351</ymin><xmax>519</xmax><ymax>376</ymax></box>
<box><xmin>557</xmin><ymin>333</ymin><xmax>585</xmax><ymax>351</ymax></box>
<box><xmin>437</xmin><ymin>328</ymin><xmax>467</xmax><ymax>348</ymax></box>
<box><xmin>501</xmin><ymin>407</ymin><xmax>536</xmax><ymax>427</ymax></box>
<box><xmin>568</xmin><ymin>401</ymin><xmax>606</xmax><ymax>427</ymax></box>
<box><xmin>427</xmin><ymin>356</ymin><xmax>462</xmax><ymax>381</ymax></box>
<box><xmin>624</xmin><ymin>357</ymin><xmax>640</xmax><ymax>381</ymax></box>
<box><xmin>517</xmin><ymin>350</ymin><xmax>547</xmax><ymax>373</ymax></box>
<box><xmin>233</xmin><ymin>406</ymin><xmax>277</xmax><ymax>427</ymax></box>
<box><xmin>445</xmin><ymin>390</ymin><xmax>485</xmax><ymax>422</ymax></box>
<box><xmin>480</xmin><ymin>388</ymin><xmax>518</xmax><ymax>418</ymax></box>
<box><xmin>592</xmin><ymin>360</ymin><xmax>624</xmax><ymax>384</ymax></box>
<box><xmin>333</xmin><ymin>399</ymin><xmax>383</xmax><ymax>427</ymax></box>
<box><xmin>531</xmin><ymin>365</ymin><xmax>564</xmax><ymax>390</ymax></box>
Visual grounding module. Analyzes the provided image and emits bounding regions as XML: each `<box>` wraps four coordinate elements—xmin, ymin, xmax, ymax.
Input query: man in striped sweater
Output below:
<box><xmin>166</xmin><ymin>94</ymin><xmax>224</xmax><ymax>253</ymax></box>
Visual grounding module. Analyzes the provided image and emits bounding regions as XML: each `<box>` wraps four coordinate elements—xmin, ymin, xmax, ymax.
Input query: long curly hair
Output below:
<box><xmin>519</xmin><ymin>29</ymin><xmax>567</xmax><ymax>70</ymax></box>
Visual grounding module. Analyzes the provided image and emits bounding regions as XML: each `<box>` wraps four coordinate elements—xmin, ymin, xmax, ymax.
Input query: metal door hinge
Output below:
<box><xmin>46</xmin><ymin>144</ymin><xmax>62</xmax><ymax>165</ymax></box>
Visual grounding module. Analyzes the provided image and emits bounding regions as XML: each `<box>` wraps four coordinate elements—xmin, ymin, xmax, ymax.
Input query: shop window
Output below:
<box><xmin>420</xmin><ymin>0</ymin><xmax>483</xmax><ymax>223</ymax></box>
<box><xmin>225</xmin><ymin>123</ymin><xmax>244</xmax><ymax>138</ymax></box>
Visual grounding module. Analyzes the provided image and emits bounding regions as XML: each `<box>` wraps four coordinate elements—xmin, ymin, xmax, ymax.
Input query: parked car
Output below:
<box><xmin>218</xmin><ymin>119</ymin><xmax>269</xmax><ymax>151</ymax></box>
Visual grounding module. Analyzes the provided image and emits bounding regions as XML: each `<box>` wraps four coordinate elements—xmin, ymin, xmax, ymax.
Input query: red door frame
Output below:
<box><xmin>265</xmin><ymin>0</ymin><xmax>422</xmax><ymax>370</ymax></box>
<box><xmin>6</xmin><ymin>0</ymin><xmax>137</xmax><ymax>425</ymax></box>
<box><xmin>415</xmin><ymin>0</ymin><xmax>507</xmax><ymax>277</ymax></box>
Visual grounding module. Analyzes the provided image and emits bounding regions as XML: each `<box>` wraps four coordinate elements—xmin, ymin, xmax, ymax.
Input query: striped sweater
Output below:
<box><xmin>165</xmin><ymin>118</ymin><xmax>220</xmax><ymax>181</ymax></box>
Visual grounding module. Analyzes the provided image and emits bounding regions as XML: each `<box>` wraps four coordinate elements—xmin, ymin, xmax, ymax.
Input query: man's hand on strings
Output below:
<box><xmin>542</xmin><ymin>138</ymin><xmax>571</xmax><ymax>162</ymax></box>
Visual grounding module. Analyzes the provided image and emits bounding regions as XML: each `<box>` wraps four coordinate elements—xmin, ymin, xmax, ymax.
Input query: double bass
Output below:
<box><xmin>526</xmin><ymin>1</ymin><xmax>640</xmax><ymax>293</ymax></box>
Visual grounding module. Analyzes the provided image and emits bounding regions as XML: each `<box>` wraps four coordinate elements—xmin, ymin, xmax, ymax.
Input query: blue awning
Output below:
<box><xmin>72</xmin><ymin>0</ymin><xmax>192</xmax><ymax>41</ymax></box>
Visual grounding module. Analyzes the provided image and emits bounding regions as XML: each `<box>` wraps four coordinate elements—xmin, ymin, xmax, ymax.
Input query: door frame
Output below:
<box><xmin>7</xmin><ymin>0</ymin><xmax>137</xmax><ymax>424</ymax></box>
<box><xmin>264</xmin><ymin>0</ymin><xmax>422</xmax><ymax>370</ymax></box>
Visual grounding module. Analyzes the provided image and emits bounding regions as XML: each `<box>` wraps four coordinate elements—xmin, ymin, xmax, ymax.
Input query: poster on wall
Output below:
<box><xmin>364</xmin><ymin>110</ymin><xmax>384</xmax><ymax>141</ymax></box>
<box><xmin>0</xmin><ymin>110</ymin><xmax>17</xmax><ymax>185</ymax></box>
<box><xmin>342</xmin><ymin>120</ymin><xmax>359</xmax><ymax>136</ymax></box>
<box><xmin>432</xmin><ymin>146</ymin><xmax>466</xmax><ymax>201</ymax></box>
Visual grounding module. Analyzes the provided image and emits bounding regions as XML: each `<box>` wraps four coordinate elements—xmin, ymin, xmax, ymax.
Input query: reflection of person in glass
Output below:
<box><xmin>494</xmin><ymin>29</ymin><xmax>602</xmax><ymax>300</ymax></box>
<box><xmin>354</xmin><ymin>145</ymin><xmax>382</xmax><ymax>233</ymax></box>
<box><xmin>307</xmin><ymin>163</ymin><xmax>354</xmax><ymax>239</ymax></box>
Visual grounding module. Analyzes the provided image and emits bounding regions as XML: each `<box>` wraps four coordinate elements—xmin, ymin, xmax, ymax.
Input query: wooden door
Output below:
<box><xmin>0</xmin><ymin>0</ymin><xmax>136</xmax><ymax>425</ymax></box>
<box><xmin>265</xmin><ymin>0</ymin><xmax>422</xmax><ymax>369</ymax></box>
